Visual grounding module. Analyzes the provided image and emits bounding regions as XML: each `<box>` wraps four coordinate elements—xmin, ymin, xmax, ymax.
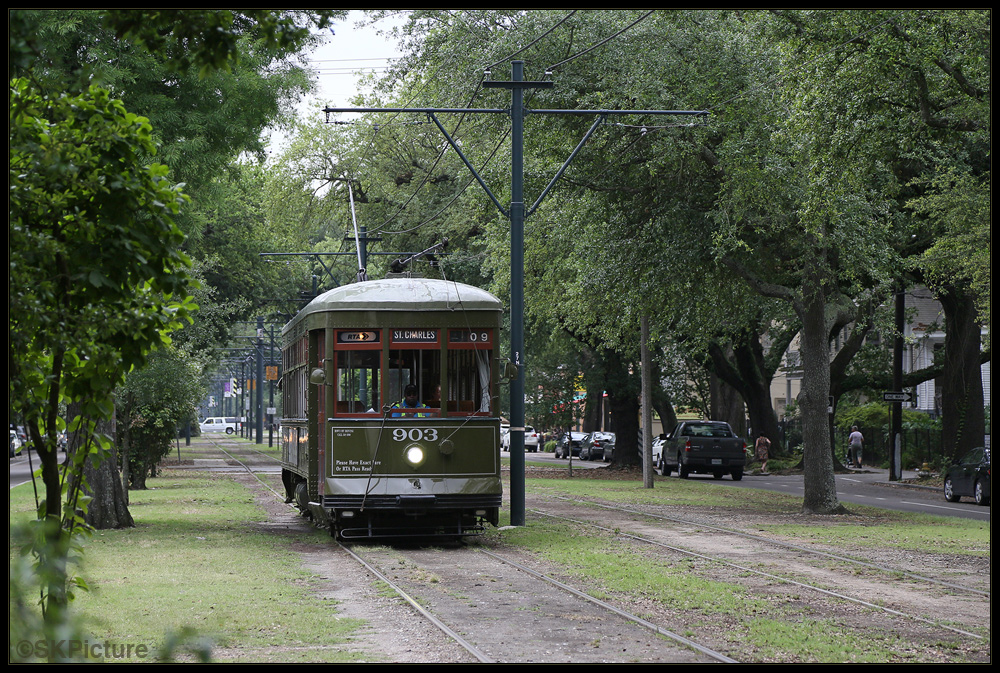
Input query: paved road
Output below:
<box><xmin>676</xmin><ymin>466</ymin><xmax>991</xmax><ymax>522</ymax></box>
<box><xmin>14</xmin><ymin>449</ymin><xmax>988</xmax><ymax>521</ymax></box>
<box><xmin>9</xmin><ymin>451</ymin><xmax>40</xmax><ymax>490</ymax></box>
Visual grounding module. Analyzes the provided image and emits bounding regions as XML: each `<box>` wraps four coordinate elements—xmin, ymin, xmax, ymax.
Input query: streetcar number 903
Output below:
<box><xmin>393</xmin><ymin>428</ymin><xmax>438</xmax><ymax>442</ymax></box>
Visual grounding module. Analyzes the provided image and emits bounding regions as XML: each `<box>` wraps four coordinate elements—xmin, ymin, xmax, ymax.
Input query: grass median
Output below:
<box><xmin>10</xmin><ymin>465</ymin><xmax>989</xmax><ymax>662</ymax></box>
<box><xmin>9</xmin><ymin>471</ymin><xmax>365</xmax><ymax>663</ymax></box>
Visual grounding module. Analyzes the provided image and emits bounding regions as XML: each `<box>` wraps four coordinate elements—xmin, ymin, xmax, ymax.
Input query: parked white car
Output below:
<box><xmin>524</xmin><ymin>426</ymin><xmax>541</xmax><ymax>453</ymax></box>
<box><xmin>10</xmin><ymin>430</ymin><xmax>23</xmax><ymax>458</ymax></box>
<box><xmin>501</xmin><ymin>425</ymin><xmax>540</xmax><ymax>452</ymax></box>
<box><xmin>199</xmin><ymin>417</ymin><xmax>239</xmax><ymax>434</ymax></box>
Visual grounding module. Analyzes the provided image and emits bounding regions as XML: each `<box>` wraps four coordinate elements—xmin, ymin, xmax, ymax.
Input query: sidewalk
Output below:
<box><xmin>843</xmin><ymin>465</ymin><xmax>940</xmax><ymax>493</ymax></box>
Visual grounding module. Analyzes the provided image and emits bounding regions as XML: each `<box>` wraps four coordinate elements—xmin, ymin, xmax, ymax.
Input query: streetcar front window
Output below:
<box><xmin>388</xmin><ymin>348</ymin><xmax>441</xmax><ymax>414</ymax></box>
<box><xmin>336</xmin><ymin>350</ymin><xmax>381</xmax><ymax>414</ymax></box>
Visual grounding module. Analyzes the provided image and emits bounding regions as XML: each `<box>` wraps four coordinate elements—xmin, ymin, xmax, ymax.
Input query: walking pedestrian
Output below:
<box><xmin>848</xmin><ymin>426</ymin><xmax>864</xmax><ymax>468</ymax></box>
<box><xmin>755</xmin><ymin>434</ymin><xmax>771</xmax><ymax>474</ymax></box>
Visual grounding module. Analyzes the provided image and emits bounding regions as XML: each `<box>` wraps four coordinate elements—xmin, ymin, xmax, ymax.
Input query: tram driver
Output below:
<box><xmin>390</xmin><ymin>384</ymin><xmax>432</xmax><ymax>417</ymax></box>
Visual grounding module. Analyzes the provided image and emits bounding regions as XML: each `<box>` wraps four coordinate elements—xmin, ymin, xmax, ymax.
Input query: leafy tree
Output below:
<box><xmin>9</xmin><ymin>77</ymin><xmax>194</xmax><ymax>639</ymax></box>
<box><xmin>13</xmin><ymin>10</ymin><xmax>346</xmax><ymax>322</ymax></box>
<box><xmin>117</xmin><ymin>346</ymin><xmax>206</xmax><ymax>490</ymax></box>
<box><xmin>344</xmin><ymin>11</ymin><xmax>988</xmax><ymax>505</ymax></box>
<box><xmin>9</xmin><ymin>8</ymin><xmax>341</xmax><ymax>647</ymax></box>
<box><xmin>752</xmin><ymin>9</ymin><xmax>990</xmax><ymax>469</ymax></box>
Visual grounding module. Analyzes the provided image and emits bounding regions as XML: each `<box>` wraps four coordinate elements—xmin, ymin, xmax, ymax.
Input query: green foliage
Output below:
<box><xmin>117</xmin><ymin>346</ymin><xmax>206</xmax><ymax>489</ymax></box>
<box><xmin>835</xmin><ymin>402</ymin><xmax>939</xmax><ymax>433</ymax></box>
<box><xmin>9</xmin><ymin>76</ymin><xmax>195</xmax><ymax>644</ymax></box>
<box><xmin>9</xmin><ymin>520</ymin><xmax>92</xmax><ymax>662</ymax></box>
<box><xmin>909</xmin><ymin>168</ymin><xmax>991</xmax><ymax>345</ymax></box>
<box><xmin>287</xmin><ymin>10</ymin><xmax>985</xmax><ymax>496</ymax></box>
<box><xmin>9</xmin><ymin>76</ymin><xmax>195</xmax><ymax>438</ymax></box>
<box><xmin>101</xmin><ymin>10</ymin><xmax>341</xmax><ymax>76</ymax></box>
<box><xmin>12</xmin><ymin>10</ymin><xmax>343</xmax><ymax>333</ymax></box>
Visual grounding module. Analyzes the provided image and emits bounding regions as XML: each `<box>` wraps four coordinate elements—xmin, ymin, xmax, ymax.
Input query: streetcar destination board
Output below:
<box><xmin>391</xmin><ymin>329</ymin><xmax>438</xmax><ymax>343</ymax></box>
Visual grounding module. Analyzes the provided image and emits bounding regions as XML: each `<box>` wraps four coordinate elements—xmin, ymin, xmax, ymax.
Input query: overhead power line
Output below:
<box><xmin>547</xmin><ymin>10</ymin><xmax>654</xmax><ymax>71</ymax></box>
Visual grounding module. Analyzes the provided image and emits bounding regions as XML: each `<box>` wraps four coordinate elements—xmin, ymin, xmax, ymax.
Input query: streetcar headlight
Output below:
<box><xmin>404</xmin><ymin>445</ymin><xmax>425</xmax><ymax>467</ymax></box>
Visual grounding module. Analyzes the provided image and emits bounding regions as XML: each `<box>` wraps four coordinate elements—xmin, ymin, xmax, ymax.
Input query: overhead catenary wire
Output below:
<box><xmin>485</xmin><ymin>10</ymin><xmax>578</xmax><ymax>71</ymax></box>
<box><xmin>546</xmin><ymin>10</ymin><xmax>654</xmax><ymax>71</ymax></box>
<box><xmin>329</xmin><ymin>10</ymin><xmax>899</xmax><ymax>265</ymax></box>
<box><xmin>328</xmin><ymin>10</ymin><xmax>602</xmax><ymax>245</ymax></box>
<box><xmin>323</xmin><ymin>11</ymin><xmax>580</xmax><ymax>248</ymax></box>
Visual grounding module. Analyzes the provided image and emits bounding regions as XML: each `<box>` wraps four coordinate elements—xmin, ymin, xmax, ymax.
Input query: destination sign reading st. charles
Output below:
<box><xmin>391</xmin><ymin>329</ymin><xmax>438</xmax><ymax>343</ymax></box>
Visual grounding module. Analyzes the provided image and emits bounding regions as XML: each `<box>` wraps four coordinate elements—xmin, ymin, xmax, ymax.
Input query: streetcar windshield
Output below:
<box><xmin>447</xmin><ymin>348</ymin><xmax>491</xmax><ymax>414</ymax></box>
<box><xmin>336</xmin><ymin>349</ymin><xmax>380</xmax><ymax>414</ymax></box>
<box><xmin>388</xmin><ymin>347</ymin><xmax>441</xmax><ymax>415</ymax></box>
<box><xmin>329</xmin><ymin>327</ymin><xmax>494</xmax><ymax>417</ymax></box>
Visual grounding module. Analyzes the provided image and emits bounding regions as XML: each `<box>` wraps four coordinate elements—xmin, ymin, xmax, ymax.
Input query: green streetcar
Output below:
<box><xmin>280</xmin><ymin>276</ymin><xmax>504</xmax><ymax>541</ymax></box>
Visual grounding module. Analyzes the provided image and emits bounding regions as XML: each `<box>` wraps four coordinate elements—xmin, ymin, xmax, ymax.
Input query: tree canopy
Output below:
<box><xmin>318</xmin><ymin>10</ymin><xmax>989</xmax><ymax>506</ymax></box>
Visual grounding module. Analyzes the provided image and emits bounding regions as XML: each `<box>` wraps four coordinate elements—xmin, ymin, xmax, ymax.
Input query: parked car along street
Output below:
<box><xmin>659</xmin><ymin>420</ymin><xmax>747</xmax><ymax>480</ymax></box>
<box><xmin>580</xmin><ymin>432</ymin><xmax>615</xmax><ymax>461</ymax></box>
<box><xmin>652</xmin><ymin>434</ymin><xmax>667</xmax><ymax>467</ymax></box>
<box><xmin>555</xmin><ymin>432</ymin><xmax>586</xmax><ymax>459</ymax></box>
<box><xmin>199</xmin><ymin>417</ymin><xmax>239</xmax><ymax>434</ymax></box>
<box><xmin>944</xmin><ymin>447</ymin><xmax>990</xmax><ymax>506</ymax></box>
<box><xmin>9</xmin><ymin>430</ymin><xmax>23</xmax><ymax>458</ymax></box>
<box><xmin>523</xmin><ymin>426</ymin><xmax>541</xmax><ymax>452</ymax></box>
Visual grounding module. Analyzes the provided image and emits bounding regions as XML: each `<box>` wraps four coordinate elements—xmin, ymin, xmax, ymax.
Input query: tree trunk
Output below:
<box><xmin>68</xmin><ymin>404</ymin><xmax>134</xmax><ymax>529</ymax></box>
<box><xmin>937</xmin><ymin>285</ymin><xmax>986</xmax><ymax>460</ymax></box>
<box><xmin>608</xmin><ymin>387</ymin><xmax>641</xmax><ymax>467</ymax></box>
<box><xmin>582</xmin><ymin>390</ymin><xmax>602</xmax><ymax>433</ymax></box>
<box><xmin>705</xmin><ymin>333</ymin><xmax>782</xmax><ymax>451</ymax></box>
<box><xmin>798</xmin><ymin>281</ymin><xmax>846</xmax><ymax>514</ymax></box>
<box><xmin>652</xmin><ymin>386</ymin><xmax>678</xmax><ymax>437</ymax></box>
<box><xmin>710</xmin><ymin>372</ymin><xmax>746</xmax><ymax>437</ymax></box>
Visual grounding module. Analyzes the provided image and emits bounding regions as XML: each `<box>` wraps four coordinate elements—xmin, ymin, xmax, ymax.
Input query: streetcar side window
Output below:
<box><xmin>336</xmin><ymin>350</ymin><xmax>381</xmax><ymax>415</ymax></box>
<box><xmin>447</xmin><ymin>348</ymin><xmax>492</xmax><ymax>415</ymax></box>
<box><xmin>446</xmin><ymin>329</ymin><xmax>493</xmax><ymax>416</ymax></box>
<box><xmin>282</xmin><ymin>335</ymin><xmax>308</xmax><ymax>420</ymax></box>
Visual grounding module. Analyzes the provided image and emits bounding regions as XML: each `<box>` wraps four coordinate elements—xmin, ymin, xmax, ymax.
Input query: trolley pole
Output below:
<box><xmin>501</xmin><ymin>61</ymin><xmax>530</xmax><ymax>526</ymax></box>
<box><xmin>890</xmin><ymin>287</ymin><xmax>904</xmax><ymax>481</ymax></box>
<box><xmin>256</xmin><ymin>316</ymin><xmax>265</xmax><ymax>444</ymax></box>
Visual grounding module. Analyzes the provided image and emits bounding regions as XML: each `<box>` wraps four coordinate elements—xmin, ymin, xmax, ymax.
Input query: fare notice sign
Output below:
<box><xmin>882</xmin><ymin>391</ymin><xmax>912</xmax><ymax>402</ymax></box>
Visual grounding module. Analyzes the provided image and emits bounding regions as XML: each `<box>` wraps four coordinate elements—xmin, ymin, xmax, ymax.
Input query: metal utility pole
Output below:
<box><xmin>256</xmin><ymin>317</ymin><xmax>265</xmax><ymax>444</ymax></box>
<box><xmin>323</xmin><ymin>61</ymin><xmax>706</xmax><ymax>526</ymax></box>
<box><xmin>641</xmin><ymin>315</ymin><xmax>654</xmax><ymax>488</ymax></box>
<box><xmin>891</xmin><ymin>288</ymin><xmax>904</xmax><ymax>481</ymax></box>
